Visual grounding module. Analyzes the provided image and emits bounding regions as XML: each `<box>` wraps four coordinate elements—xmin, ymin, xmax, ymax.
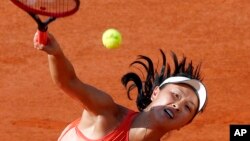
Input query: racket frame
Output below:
<box><xmin>10</xmin><ymin>0</ymin><xmax>80</xmax><ymax>45</ymax></box>
<box><xmin>10</xmin><ymin>0</ymin><xmax>80</xmax><ymax>17</ymax></box>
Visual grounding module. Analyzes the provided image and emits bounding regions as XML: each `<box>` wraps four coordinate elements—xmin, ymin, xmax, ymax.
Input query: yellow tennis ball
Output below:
<box><xmin>102</xmin><ymin>28</ymin><xmax>122</xmax><ymax>49</ymax></box>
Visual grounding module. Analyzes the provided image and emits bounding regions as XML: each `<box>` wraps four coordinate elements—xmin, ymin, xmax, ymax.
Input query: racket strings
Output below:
<box><xmin>17</xmin><ymin>0</ymin><xmax>78</xmax><ymax>16</ymax></box>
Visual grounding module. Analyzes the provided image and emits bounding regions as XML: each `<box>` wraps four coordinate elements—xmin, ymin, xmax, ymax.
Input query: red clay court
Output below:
<box><xmin>1</xmin><ymin>0</ymin><xmax>250</xmax><ymax>141</ymax></box>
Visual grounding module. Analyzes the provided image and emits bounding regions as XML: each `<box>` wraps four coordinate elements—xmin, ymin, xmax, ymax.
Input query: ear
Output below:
<box><xmin>151</xmin><ymin>86</ymin><xmax>160</xmax><ymax>101</ymax></box>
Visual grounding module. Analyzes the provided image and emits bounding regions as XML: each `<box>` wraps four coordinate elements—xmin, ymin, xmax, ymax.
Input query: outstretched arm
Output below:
<box><xmin>33</xmin><ymin>33</ymin><xmax>119</xmax><ymax>115</ymax></box>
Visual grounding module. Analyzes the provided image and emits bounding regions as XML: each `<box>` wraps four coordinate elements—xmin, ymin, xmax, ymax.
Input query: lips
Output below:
<box><xmin>164</xmin><ymin>108</ymin><xmax>174</xmax><ymax>119</ymax></box>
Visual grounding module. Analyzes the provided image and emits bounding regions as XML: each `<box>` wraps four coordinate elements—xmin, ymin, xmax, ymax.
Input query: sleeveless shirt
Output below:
<box><xmin>58</xmin><ymin>110</ymin><xmax>138</xmax><ymax>141</ymax></box>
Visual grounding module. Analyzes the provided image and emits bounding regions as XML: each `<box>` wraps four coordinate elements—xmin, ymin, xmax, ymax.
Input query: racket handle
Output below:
<box><xmin>37</xmin><ymin>30</ymin><xmax>48</xmax><ymax>45</ymax></box>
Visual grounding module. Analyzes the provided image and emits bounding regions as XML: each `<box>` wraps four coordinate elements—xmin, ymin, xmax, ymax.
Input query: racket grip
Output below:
<box><xmin>37</xmin><ymin>30</ymin><xmax>48</xmax><ymax>45</ymax></box>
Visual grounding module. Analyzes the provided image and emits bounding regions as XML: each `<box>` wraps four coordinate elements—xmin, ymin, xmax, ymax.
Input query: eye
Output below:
<box><xmin>185</xmin><ymin>105</ymin><xmax>191</xmax><ymax>112</ymax></box>
<box><xmin>174</xmin><ymin>93</ymin><xmax>180</xmax><ymax>99</ymax></box>
<box><xmin>171</xmin><ymin>92</ymin><xmax>181</xmax><ymax>100</ymax></box>
<box><xmin>170</xmin><ymin>89</ymin><xmax>182</xmax><ymax>100</ymax></box>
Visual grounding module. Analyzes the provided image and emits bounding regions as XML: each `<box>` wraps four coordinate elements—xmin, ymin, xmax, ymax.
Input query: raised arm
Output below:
<box><xmin>33</xmin><ymin>33</ymin><xmax>119</xmax><ymax>115</ymax></box>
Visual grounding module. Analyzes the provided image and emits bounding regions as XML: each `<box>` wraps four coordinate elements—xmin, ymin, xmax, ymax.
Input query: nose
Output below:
<box><xmin>172</xmin><ymin>103</ymin><xmax>180</xmax><ymax>112</ymax></box>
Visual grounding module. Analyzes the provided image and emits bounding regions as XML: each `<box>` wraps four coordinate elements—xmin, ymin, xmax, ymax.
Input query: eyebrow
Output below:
<box><xmin>175</xmin><ymin>88</ymin><xmax>185</xmax><ymax>95</ymax></box>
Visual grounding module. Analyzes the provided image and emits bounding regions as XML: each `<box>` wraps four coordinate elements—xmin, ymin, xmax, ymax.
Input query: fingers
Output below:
<box><xmin>34</xmin><ymin>42</ymin><xmax>45</xmax><ymax>50</ymax></box>
<box><xmin>33</xmin><ymin>32</ymin><xmax>45</xmax><ymax>50</ymax></box>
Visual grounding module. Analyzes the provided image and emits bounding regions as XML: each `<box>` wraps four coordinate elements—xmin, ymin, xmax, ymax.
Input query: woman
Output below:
<box><xmin>33</xmin><ymin>33</ymin><xmax>207</xmax><ymax>141</ymax></box>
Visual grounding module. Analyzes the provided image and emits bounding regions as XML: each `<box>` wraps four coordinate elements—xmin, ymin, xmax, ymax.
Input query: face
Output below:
<box><xmin>145</xmin><ymin>83</ymin><xmax>199</xmax><ymax>131</ymax></box>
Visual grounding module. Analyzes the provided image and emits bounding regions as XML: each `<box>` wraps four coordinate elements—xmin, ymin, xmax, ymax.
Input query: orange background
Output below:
<box><xmin>1</xmin><ymin>0</ymin><xmax>250</xmax><ymax>141</ymax></box>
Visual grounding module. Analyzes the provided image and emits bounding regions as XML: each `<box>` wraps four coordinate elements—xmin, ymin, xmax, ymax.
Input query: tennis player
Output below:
<box><xmin>33</xmin><ymin>33</ymin><xmax>207</xmax><ymax>141</ymax></box>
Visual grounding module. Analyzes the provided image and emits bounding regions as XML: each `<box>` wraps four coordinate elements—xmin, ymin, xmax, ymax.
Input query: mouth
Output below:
<box><xmin>164</xmin><ymin>108</ymin><xmax>174</xmax><ymax>119</ymax></box>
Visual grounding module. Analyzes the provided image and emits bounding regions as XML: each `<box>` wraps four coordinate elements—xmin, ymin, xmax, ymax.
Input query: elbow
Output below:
<box><xmin>52</xmin><ymin>75</ymin><xmax>78</xmax><ymax>89</ymax></box>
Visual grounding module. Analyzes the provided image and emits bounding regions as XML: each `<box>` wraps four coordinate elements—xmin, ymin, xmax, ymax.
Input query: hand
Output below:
<box><xmin>33</xmin><ymin>32</ymin><xmax>62</xmax><ymax>55</ymax></box>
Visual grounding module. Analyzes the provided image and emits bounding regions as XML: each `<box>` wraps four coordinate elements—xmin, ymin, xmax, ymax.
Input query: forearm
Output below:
<box><xmin>48</xmin><ymin>52</ymin><xmax>77</xmax><ymax>87</ymax></box>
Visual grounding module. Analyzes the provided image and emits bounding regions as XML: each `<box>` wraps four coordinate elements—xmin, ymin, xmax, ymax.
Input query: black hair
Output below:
<box><xmin>121</xmin><ymin>49</ymin><xmax>203</xmax><ymax>111</ymax></box>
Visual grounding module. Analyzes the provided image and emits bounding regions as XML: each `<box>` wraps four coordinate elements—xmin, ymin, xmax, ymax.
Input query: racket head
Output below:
<box><xmin>10</xmin><ymin>0</ymin><xmax>80</xmax><ymax>17</ymax></box>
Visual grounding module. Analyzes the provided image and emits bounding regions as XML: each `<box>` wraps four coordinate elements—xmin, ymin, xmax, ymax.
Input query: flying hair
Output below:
<box><xmin>121</xmin><ymin>49</ymin><xmax>203</xmax><ymax>111</ymax></box>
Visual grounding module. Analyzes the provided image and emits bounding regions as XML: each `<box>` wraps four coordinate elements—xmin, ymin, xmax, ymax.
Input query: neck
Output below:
<box><xmin>133</xmin><ymin>111</ymin><xmax>169</xmax><ymax>140</ymax></box>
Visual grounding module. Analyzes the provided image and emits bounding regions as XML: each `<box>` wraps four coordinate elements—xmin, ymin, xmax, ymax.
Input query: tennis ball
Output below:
<box><xmin>102</xmin><ymin>28</ymin><xmax>122</xmax><ymax>49</ymax></box>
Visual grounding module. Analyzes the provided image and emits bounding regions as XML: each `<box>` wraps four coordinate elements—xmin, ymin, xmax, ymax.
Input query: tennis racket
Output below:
<box><xmin>10</xmin><ymin>0</ymin><xmax>80</xmax><ymax>45</ymax></box>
